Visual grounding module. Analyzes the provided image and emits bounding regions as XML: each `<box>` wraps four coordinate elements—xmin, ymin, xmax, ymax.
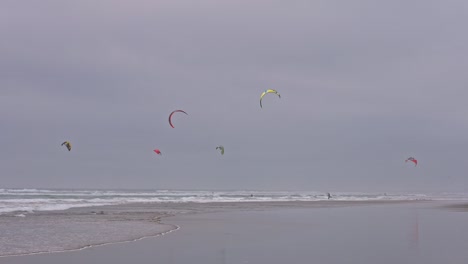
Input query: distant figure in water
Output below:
<box><xmin>327</xmin><ymin>193</ymin><xmax>332</xmax><ymax>199</ymax></box>
<box><xmin>250</xmin><ymin>194</ymin><xmax>254</xmax><ymax>197</ymax></box>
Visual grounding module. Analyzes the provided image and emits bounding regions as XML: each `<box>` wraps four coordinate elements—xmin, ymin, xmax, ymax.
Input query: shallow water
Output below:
<box><xmin>4</xmin><ymin>201</ymin><xmax>468</xmax><ymax>264</ymax></box>
<box><xmin>0</xmin><ymin>205</ymin><xmax>176</xmax><ymax>257</ymax></box>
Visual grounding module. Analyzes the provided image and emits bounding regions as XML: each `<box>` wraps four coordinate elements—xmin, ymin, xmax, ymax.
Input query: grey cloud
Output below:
<box><xmin>2</xmin><ymin>0</ymin><xmax>468</xmax><ymax>192</ymax></box>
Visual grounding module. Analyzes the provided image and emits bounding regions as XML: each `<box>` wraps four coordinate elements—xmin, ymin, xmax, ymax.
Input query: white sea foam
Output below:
<box><xmin>0</xmin><ymin>189</ymin><xmax>466</xmax><ymax>214</ymax></box>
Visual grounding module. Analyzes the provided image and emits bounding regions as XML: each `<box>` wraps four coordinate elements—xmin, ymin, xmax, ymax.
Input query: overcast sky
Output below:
<box><xmin>1</xmin><ymin>0</ymin><xmax>468</xmax><ymax>192</ymax></box>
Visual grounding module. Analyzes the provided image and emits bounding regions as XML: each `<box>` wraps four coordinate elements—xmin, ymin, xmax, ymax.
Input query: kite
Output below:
<box><xmin>61</xmin><ymin>141</ymin><xmax>72</xmax><ymax>151</ymax></box>
<box><xmin>260</xmin><ymin>89</ymin><xmax>281</xmax><ymax>108</ymax></box>
<box><xmin>168</xmin><ymin>110</ymin><xmax>188</xmax><ymax>128</ymax></box>
<box><xmin>216</xmin><ymin>145</ymin><xmax>224</xmax><ymax>155</ymax></box>
<box><xmin>154</xmin><ymin>149</ymin><xmax>162</xmax><ymax>155</ymax></box>
<box><xmin>405</xmin><ymin>157</ymin><xmax>418</xmax><ymax>166</ymax></box>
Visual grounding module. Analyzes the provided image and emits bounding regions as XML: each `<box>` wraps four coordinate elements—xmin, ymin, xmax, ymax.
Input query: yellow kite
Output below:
<box><xmin>260</xmin><ymin>89</ymin><xmax>281</xmax><ymax>108</ymax></box>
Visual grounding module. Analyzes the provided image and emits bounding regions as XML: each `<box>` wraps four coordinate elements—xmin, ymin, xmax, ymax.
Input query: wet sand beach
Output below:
<box><xmin>2</xmin><ymin>200</ymin><xmax>468</xmax><ymax>264</ymax></box>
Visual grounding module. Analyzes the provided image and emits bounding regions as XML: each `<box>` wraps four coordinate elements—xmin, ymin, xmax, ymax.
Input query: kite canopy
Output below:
<box><xmin>61</xmin><ymin>141</ymin><xmax>72</xmax><ymax>151</ymax></box>
<box><xmin>154</xmin><ymin>149</ymin><xmax>162</xmax><ymax>155</ymax></box>
<box><xmin>216</xmin><ymin>145</ymin><xmax>224</xmax><ymax>155</ymax></box>
<box><xmin>260</xmin><ymin>89</ymin><xmax>281</xmax><ymax>108</ymax></box>
<box><xmin>405</xmin><ymin>157</ymin><xmax>418</xmax><ymax>166</ymax></box>
<box><xmin>168</xmin><ymin>110</ymin><xmax>188</xmax><ymax>128</ymax></box>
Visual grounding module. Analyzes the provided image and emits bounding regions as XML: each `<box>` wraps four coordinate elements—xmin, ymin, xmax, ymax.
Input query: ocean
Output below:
<box><xmin>0</xmin><ymin>188</ymin><xmax>461</xmax><ymax>215</ymax></box>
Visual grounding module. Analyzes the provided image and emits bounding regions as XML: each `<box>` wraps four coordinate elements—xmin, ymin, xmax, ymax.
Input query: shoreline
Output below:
<box><xmin>0</xmin><ymin>200</ymin><xmax>441</xmax><ymax>259</ymax></box>
<box><xmin>4</xmin><ymin>199</ymin><xmax>467</xmax><ymax>264</ymax></box>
